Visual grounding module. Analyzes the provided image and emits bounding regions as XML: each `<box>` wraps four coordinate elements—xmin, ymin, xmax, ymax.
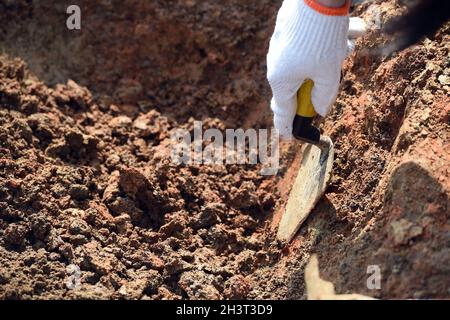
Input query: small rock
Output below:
<box><xmin>133</xmin><ymin>251</ymin><xmax>165</xmax><ymax>271</ymax></box>
<box><xmin>235</xmin><ymin>250</ymin><xmax>257</xmax><ymax>274</ymax></box>
<box><xmin>113</xmin><ymin>214</ymin><xmax>132</xmax><ymax>234</ymax></box>
<box><xmin>391</xmin><ymin>219</ymin><xmax>423</xmax><ymax>246</ymax></box>
<box><xmin>229</xmin><ymin>181</ymin><xmax>260</xmax><ymax>209</ymax></box>
<box><xmin>45</xmin><ymin>229</ymin><xmax>64</xmax><ymax>251</ymax></box>
<box><xmin>109</xmin><ymin>116</ymin><xmax>132</xmax><ymax>128</ymax></box>
<box><xmin>159</xmin><ymin>217</ymin><xmax>186</xmax><ymax>238</ymax></box>
<box><xmin>156</xmin><ymin>286</ymin><xmax>181</xmax><ymax>300</ymax></box>
<box><xmin>117</xmin><ymin>270</ymin><xmax>162</xmax><ymax>299</ymax></box>
<box><xmin>85</xmin><ymin>252</ymin><xmax>118</xmax><ymax>276</ymax></box>
<box><xmin>31</xmin><ymin>216</ymin><xmax>51</xmax><ymax>241</ymax></box>
<box><xmin>164</xmin><ymin>256</ymin><xmax>192</xmax><ymax>275</ymax></box>
<box><xmin>223</xmin><ymin>275</ymin><xmax>251</xmax><ymax>300</ymax></box>
<box><xmin>118</xmin><ymin>279</ymin><xmax>147</xmax><ymax>300</ymax></box>
<box><xmin>69</xmin><ymin>234</ymin><xmax>89</xmax><ymax>245</ymax></box>
<box><xmin>192</xmin><ymin>206</ymin><xmax>220</xmax><ymax>230</ymax></box>
<box><xmin>69</xmin><ymin>218</ymin><xmax>91</xmax><ymax>236</ymax></box>
<box><xmin>59</xmin><ymin>243</ymin><xmax>75</xmax><ymax>261</ymax></box>
<box><xmin>420</xmin><ymin>108</ymin><xmax>431</xmax><ymax>124</ymax></box>
<box><xmin>438</xmin><ymin>75</ymin><xmax>450</xmax><ymax>86</ymax></box>
<box><xmin>179</xmin><ymin>271</ymin><xmax>222</xmax><ymax>300</ymax></box>
<box><xmin>233</xmin><ymin>215</ymin><xmax>258</xmax><ymax>231</ymax></box>
<box><xmin>49</xmin><ymin>252</ymin><xmax>61</xmax><ymax>261</ymax></box>
<box><xmin>69</xmin><ymin>184</ymin><xmax>90</xmax><ymax>201</ymax></box>
<box><xmin>118</xmin><ymin>167</ymin><xmax>150</xmax><ymax>197</ymax></box>
<box><xmin>132</xmin><ymin>111</ymin><xmax>161</xmax><ymax>138</ymax></box>
<box><xmin>145</xmin><ymin>271</ymin><xmax>164</xmax><ymax>295</ymax></box>
<box><xmin>4</xmin><ymin>224</ymin><xmax>28</xmax><ymax>247</ymax></box>
<box><xmin>0</xmin><ymin>270</ymin><xmax>10</xmax><ymax>285</ymax></box>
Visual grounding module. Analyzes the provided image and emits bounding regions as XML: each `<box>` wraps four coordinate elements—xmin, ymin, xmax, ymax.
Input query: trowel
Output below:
<box><xmin>277</xmin><ymin>80</ymin><xmax>335</xmax><ymax>243</ymax></box>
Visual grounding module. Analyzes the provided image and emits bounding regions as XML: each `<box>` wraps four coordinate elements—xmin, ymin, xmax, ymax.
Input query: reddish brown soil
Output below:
<box><xmin>0</xmin><ymin>0</ymin><xmax>449</xmax><ymax>300</ymax></box>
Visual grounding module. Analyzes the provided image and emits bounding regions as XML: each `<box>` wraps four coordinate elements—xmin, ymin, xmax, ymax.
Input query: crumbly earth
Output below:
<box><xmin>0</xmin><ymin>0</ymin><xmax>449</xmax><ymax>300</ymax></box>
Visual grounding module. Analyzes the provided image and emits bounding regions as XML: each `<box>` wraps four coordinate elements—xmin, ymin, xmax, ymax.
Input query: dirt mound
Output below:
<box><xmin>0</xmin><ymin>55</ymin><xmax>280</xmax><ymax>299</ymax></box>
<box><xmin>1</xmin><ymin>0</ymin><xmax>449</xmax><ymax>299</ymax></box>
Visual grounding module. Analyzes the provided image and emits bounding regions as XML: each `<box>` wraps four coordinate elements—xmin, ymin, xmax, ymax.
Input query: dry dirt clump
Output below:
<box><xmin>1</xmin><ymin>0</ymin><xmax>449</xmax><ymax>300</ymax></box>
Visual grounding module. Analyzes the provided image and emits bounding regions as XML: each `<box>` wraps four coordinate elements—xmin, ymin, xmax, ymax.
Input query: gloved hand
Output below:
<box><xmin>267</xmin><ymin>0</ymin><xmax>364</xmax><ymax>140</ymax></box>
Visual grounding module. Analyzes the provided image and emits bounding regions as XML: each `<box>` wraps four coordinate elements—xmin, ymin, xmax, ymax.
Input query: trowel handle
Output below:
<box><xmin>292</xmin><ymin>79</ymin><xmax>321</xmax><ymax>143</ymax></box>
<box><xmin>296</xmin><ymin>79</ymin><xmax>317</xmax><ymax>118</ymax></box>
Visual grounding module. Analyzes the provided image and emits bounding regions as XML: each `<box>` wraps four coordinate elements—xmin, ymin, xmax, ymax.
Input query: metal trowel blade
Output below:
<box><xmin>277</xmin><ymin>136</ymin><xmax>335</xmax><ymax>243</ymax></box>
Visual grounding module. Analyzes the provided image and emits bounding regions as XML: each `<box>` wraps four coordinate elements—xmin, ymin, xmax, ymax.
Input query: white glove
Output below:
<box><xmin>267</xmin><ymin>0</ymin><xmax>364</xmax><ymax>140</ymax></box>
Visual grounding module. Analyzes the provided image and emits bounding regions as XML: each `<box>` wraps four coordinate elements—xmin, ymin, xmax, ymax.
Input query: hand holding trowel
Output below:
<box><xmin>277</xmin><ymin>80</ymin><xmax>335</xmax><ymax>243</ymax></box>
<box><xmin>266</xmin><ymin>0</ymin><xmax>367</xmax><ymax>242</ymax></box>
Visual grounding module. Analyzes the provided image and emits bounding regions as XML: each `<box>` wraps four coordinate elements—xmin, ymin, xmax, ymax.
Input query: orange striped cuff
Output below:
<box><xmin>304</xmin><ymin>0</ymin><xmax>350</xmax><ymax>16</ymax></box>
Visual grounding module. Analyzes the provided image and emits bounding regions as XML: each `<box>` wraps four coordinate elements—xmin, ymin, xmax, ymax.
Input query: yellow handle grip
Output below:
<box><xmin>296</xmin><ymin>79</ymin><xmax>317</xmax><ymax>118</ymax></box>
